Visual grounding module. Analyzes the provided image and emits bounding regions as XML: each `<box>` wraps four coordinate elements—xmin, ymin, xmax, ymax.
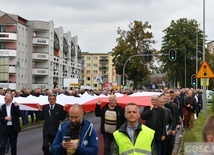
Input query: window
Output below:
<box><xmin>93</xmin><ymin>63</ymin><xmax>98</xmax><ymax>67</ymax></box>
<box><xmin>0</xmin><ymin>43</ymin><xmax>6</xmax><ymax>49</ymax></box>
<box><xmin>0</xmin><ymin>57</ymin><xmax>9</xmax><ymax>81</ymax></box>
<box><xmin>93</xmin><ymin>84</ymin><xmax>97</xmax><ymax>88</ymax></box>
<box><xmin>86</xmin><ymin>57</ymin><xmax>91</xmax><ymax>60</ymax></box>
<box><xmin>94</xmin><ymin>56</ymin><xmax>98</xmax><ymax>60</ymax></box>
<box><xmin>86</xmin><ymin>70</ymin><xmax>90</xmax><ymax>74</ymax></box>
<box><xmin>0</xmin><ymin>25</ymin><xmax>6</xmax><ymax>32</ymax></box>
<box><xmin>86</xmin><ymin>63</ymin><xmax>90</xmax><ymax>67</ymax></box>
<box><xmin>87</xmin><ymin>77</ymin><xmax>90</xmax><ymax>81</ymax></box>
<box><xmin>93</xmin><ymin>70</ymin><xmax>98</xmax><ymax>74</ymax></box>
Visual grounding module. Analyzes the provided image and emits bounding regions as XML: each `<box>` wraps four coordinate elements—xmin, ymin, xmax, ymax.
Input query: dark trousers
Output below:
<box><xmin>24</xmin><ymin>111</ymin><xmax>35</xmax><ymax>125</ymax></box>
<box><xmin>5</xmin><ymin>139</ymin><xmax>10</xmax><ymax>152</ymax></box>
<box><xmin>103</xmin><ymin>133</ymin><xmax>113</xmax><ymax>155</ymax></box>
<box><xmin>42</xmin><ymin>134</ymin><xmax>55</xmax><ymax>155</ymax></box>
<box><xmin>155</xmin><ymin>140</ymin><xmax>162</xmax><ymax>155</ymax></box>
<box><xmin>161</xmin><ymin>136</ymin><xmax>170</xmax><ymax>155</ymax></box>
<box><xmin>167</xmin><ymin>134</ymin><xmax>176</xmax><ymax>155</ymax></box>
<box><xmin>0</xmin><ymin>126</ymin><xmax>18</xmax><ymax>155</ymax></box>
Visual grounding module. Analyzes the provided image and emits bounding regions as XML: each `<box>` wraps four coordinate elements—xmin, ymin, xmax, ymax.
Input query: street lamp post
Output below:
<box><xmin>202</xmin><ymin>0</ymin><xmax>206</xmax><ymax>116</ymax></box>
<box><xmin>196</xmin><ymin>31</ymin><xmax>198</xmax><ymax>89</ymax></box>
<box><xmin>182</xmin><ymin>22</ymin><xmax>199</xmax><ymax>88</ymax></box>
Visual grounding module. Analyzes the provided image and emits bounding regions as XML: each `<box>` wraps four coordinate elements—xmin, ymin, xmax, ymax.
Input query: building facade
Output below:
<box><xmin>207</xmin><ymin>40</ymin><xmax>214</xmax><ymax>54</ymax></box>
<box><xmin>0</xmin><ymin>10</ymin><xmax>83</xmax><ymax>90</ymax></box>
<box><xmin>82</xmin><ymin>52</ymin><xmax>118</xmax><ymax>90</ymax></box>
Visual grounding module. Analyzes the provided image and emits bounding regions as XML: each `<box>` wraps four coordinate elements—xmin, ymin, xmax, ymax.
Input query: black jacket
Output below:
<box><xmin>95</xmin><ymin>103</ymin><xmax>125</xmax><ymax>134</ymax></box>
<box><xmin>37</xmin><ymin>103</ymin><xmax>67</xmax><ymax>136</ymax></box>
<box><xmin>0</xmin><ymin>103</ymin><xmax>23</xmax><ymax>134</ymax></box>
<box><xmin>141</xmin><ymin>106</ymin><xmax>166</xmax><ymax>141</ymax></box>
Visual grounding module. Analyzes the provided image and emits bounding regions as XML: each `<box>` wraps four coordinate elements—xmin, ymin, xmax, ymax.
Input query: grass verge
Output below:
<box><xmin>179</xmin><ymin>105</ymin><xmax>213</xmax><ymax>155</ymax></box>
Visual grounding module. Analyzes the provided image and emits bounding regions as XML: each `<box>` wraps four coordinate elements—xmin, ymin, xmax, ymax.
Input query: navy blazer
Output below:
<box><xmin>0</xmin><ymin>103</ymin><xmax>23</xmax><ymax>134</ymax></box>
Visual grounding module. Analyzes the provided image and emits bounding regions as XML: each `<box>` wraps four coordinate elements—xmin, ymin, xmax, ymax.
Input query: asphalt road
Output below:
<box><xmin>13</xmin><ymin>110</ymin><xmax>182</xmax><ymax>155</ymax></box>
<box><xmin>15</xmin><ymin>112</ymin><xmax>104</xmax><ymax>155</ymax></box>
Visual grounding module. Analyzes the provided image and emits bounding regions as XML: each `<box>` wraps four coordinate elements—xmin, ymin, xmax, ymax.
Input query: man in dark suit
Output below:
<box><xmin>37</xmin><ymin>93</ymin><xmax>67</xmax><ymax>155</ymax></box>
<box><xmin>0</xmin><ymin>93</ymin><xmax>23</xmax><ymax>155</ymax></box>
<box><xmin>141</xmin><ymin>95</ymin><xmax>166</xmax><ymax>155</ymax></box>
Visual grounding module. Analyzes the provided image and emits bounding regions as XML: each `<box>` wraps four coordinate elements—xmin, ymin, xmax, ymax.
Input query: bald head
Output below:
<box><xmin>69</xmin><ymin>104</ymin><xmax>84</xmax><ymax>128</ymax></box>
<box><xmin>69</xmin><ymin>104</ymin><xmax>83</xmax><ymax>114</ymax></box>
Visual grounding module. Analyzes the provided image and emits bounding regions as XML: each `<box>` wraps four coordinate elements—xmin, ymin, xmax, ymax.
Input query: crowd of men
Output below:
<box><xmin>0</xmin><ymin>86</ymin><xmax>206</xmax><ymax>155</ymax></box>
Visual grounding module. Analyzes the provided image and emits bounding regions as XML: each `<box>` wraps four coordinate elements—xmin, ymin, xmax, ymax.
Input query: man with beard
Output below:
<box><xmin>52</xmin><ymin>104</ymin><xmax>99</xmax><ymax>155</ymax></box>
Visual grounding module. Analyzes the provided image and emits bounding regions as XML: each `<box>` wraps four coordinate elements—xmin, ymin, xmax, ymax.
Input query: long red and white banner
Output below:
<box><xmin>0</xmin><ymin>92</ymin><xmax>161</xmax><ymax>112</ymax></box>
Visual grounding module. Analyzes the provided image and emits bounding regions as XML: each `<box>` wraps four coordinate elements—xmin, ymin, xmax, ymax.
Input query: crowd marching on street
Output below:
<box><xmin>0</xmin><ymin>86</ymin><xmax>205</xmax><ymax>155</ymax></box>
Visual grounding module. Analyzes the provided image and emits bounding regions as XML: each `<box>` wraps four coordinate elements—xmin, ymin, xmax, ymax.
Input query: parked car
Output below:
<box><xmin>206</xmin><ymin>90</ymin><xmax>214</xmax><ymax>103</ymax></box>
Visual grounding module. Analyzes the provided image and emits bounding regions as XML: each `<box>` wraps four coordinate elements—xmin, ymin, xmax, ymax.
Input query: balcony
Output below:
<box><xmin>32</xmin><ymin>53</ymin><xmax>49</xmax><ymax>60</ymax></box>
<box><xmin>0</xmin><ymin>49</ymin><xmax>16</xmax><ymax>57</ymax></box>
<box><xmin>9</xmin><ymin>65</ymin><xmax>16</xmax><ymax>73</ymax></box>
<box><xmin>0</xmin><ymin>83</ymin><xmax>16</xmax><ymax>90</ymax></box>
<box><xmin>0</xmin><ymin>32</ymin><xmax>17</xmax><ymax>42</ymax></box>
<box><xmin>32</xmin><ymin>68</ymin><xmax>48</xmax><ymax>75</ymax></box>
<box><xmin>32</xmin><ymin>37</ymin><xmax>49</xmax><ymax>46</ymax></box>
<box><xmin>99</xmin><ymin>58</ymin><xmax>108</xmax><ymax>63</ymax></box>
<box><xmin>32</xmin><ymin>84</ymin><xmax>48</xmax><ymax>89</ymax></box>
<box><xmin>63</xmin><ymin>55</ymin><xmax>69</xmax><ymax>60</ymax></box>
<box><xmin>99</xmin><ymin>66</ymin><xmax>108</xmax><ymax>70</ymax></box>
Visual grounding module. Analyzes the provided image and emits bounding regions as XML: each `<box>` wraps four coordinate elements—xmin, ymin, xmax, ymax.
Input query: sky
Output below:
<box><xmin>1</xmin><ymin>0</ymin><xmax>214</xmax><ymax>53</ymax></box>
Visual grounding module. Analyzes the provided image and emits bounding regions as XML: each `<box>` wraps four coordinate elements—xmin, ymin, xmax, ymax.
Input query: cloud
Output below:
<box><xmin>0</xmin><ymin>0</ymin><xmax>213</xmax><ymax>53</ymax></box>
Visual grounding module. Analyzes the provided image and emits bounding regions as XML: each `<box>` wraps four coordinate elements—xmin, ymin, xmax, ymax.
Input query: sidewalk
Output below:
<box><xmin>172</xmin><ymin>127</ymin><xmax>185</xmax><ymax>155</ymax></box>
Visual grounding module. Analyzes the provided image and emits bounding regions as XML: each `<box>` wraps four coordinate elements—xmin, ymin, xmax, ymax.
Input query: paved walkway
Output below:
<box><xmin>172</xmin><ymin>126</ymin><xmax>185</xmax><ymax>155</ymax></box>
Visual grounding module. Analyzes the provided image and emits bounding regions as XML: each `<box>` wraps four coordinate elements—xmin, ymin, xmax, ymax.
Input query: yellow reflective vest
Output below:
<box><xmin>113</xmin><ymin>125</ymin><xmax>155</xmax><ymax>155</ymax></box>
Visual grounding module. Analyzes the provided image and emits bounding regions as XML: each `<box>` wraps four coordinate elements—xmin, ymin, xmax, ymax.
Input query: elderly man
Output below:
<box><xmin>95</xmin><ymin>94</ymin><xmax>125</xmax><ymax>155</ymax></box>
<box><xmin>52</xmin><ymin>104</ymin><xmax>98</xmax><ymax>155</ymax></box>
<box><xmin>183</xmin><ymin>90</ymin><xmax>196</xmax><ymax>130</ymax></box>
<box><xmin>37</xmin><ymin>93</ymin><xmax>67</xmax><ymax>155</ymax></box>
<box><xmin>141</xmin><ymin>95</ymin><xmax>166</xmax><ymax>155</ymax></box>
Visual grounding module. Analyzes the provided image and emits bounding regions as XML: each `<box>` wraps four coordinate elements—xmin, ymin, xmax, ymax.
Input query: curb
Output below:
<box><xmin>21</xmin><ymin>124</ymin><xmax>43</xmax><ymax>132</ymax></box>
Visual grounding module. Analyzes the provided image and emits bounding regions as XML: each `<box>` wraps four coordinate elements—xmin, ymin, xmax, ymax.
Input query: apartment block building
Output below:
<box><xmin>207</xmin><ymin>40</ymin><xmax>214</xmax><ymax>54</ymax></box>
<box><xmin>0</xmin><ymin>10</ymin><xmax>83</xmax><ymax>90</ymax></box>
<box><xmin>82</xmin><ymin>52</ymin><xmax>119</xmax><ymax>90</ymax></box>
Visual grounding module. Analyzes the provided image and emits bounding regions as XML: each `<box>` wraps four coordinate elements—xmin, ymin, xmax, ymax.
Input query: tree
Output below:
<box><xmin>159</xmin><ymin>18</ymin><xmax>204</xmax><ymax>88</ymax></box>
<box><xmin>112</xmin><ymin>20</ymin><xmax>155</xmax><ymax>90</ymax></box>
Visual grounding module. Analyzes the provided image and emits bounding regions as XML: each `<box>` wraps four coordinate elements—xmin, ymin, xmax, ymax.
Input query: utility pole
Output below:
<box><xmin>202</xmin><ymin>0</ymin><xmax>207</xmax><ymax>117</ymax></box>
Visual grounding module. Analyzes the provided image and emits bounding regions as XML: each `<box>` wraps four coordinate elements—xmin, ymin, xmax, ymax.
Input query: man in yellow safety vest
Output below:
<box><xmin>112</xmin><ymin>102</ymin><xmax>156</xmax><ymax>155</ymax></box>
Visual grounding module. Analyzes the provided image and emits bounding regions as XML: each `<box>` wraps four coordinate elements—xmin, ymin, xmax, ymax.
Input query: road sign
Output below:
<box><xmin>196</xmin><ymin>61</ymin><xmax>214</xmax><ymax>78</ymax></box>
<box><xmin>200</xmin><ymin>78</ymin><xmax>209</xmax><ymax>86</ymax></box>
